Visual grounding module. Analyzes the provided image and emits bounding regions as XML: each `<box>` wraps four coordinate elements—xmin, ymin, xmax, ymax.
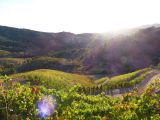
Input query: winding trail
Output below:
<box><xmin>136</xmin><ymin>69</ymin><xmax>160</xmax><ymax>94</ymax></box>
<box><xmin>105</xmin><ymin>69</ymin><xmax>160</xmax><ymax>96</ymax></box>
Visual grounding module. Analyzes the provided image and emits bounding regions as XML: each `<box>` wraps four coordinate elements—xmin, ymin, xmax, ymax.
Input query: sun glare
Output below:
<box><xmin>0</xmin><ymin>0</ymin><xmax>160</xmax><ymax>33</ymax></box>
<box><xmin>37</xmin><ymin>95</ymin><xmax>56</xmax><ymax>118</ymax></box>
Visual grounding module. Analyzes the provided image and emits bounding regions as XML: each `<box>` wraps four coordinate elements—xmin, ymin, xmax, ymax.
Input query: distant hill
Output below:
<box><xmin>0</xmin><ymin>25</ymin><xmax>160</xmax><ymax>75</ymax></box>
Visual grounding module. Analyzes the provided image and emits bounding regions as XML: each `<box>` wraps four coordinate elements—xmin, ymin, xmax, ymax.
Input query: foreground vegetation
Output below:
<box><xmin>0</xmin><ymin>74</ymin><xmax>159</xmax><ymax>120</ymax></box>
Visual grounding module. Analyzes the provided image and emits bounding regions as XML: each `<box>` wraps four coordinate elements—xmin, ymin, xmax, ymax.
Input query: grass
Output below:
<box><xmin>11</xmin><ymin>69</ymin><xmax>93</xmax><ymax>90</ymax></box>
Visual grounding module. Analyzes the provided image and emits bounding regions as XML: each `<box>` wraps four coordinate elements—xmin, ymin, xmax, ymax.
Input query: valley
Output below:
<box><xmin>0</xmin><ymin>26</ymin><xmax>159</xmax><ymax>120</ymax></box>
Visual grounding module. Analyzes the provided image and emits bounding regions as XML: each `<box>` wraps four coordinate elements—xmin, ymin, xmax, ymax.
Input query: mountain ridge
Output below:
<box><xmin>0</xmin><ymin>25</ymin><xmax>160</xmax><ymax>75</ymax></box>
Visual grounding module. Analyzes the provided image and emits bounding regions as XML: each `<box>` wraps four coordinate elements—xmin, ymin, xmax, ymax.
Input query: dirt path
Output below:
<box><xmin>106</xmin><ymin>69</ymin><xmax>160</xmax><ymax>96</ymax></box>
<box><xmin>137</xmin><ymin>71</ymin><xmax>160</xmax><ymax>94</ymax></box>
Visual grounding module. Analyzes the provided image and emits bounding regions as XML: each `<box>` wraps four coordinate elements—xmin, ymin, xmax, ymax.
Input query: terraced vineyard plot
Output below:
<box><xmin>96</xmin><ymin>68</ymin><xmax>151</xmax><ymax>89</ymax></box>
<box><xmin>11</xmin><ymin>69</ymin><xmax>93</xmax><ymax>90</ymax></box>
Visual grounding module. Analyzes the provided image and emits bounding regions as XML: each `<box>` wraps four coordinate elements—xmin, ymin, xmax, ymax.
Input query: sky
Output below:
<box><xmin>0</xmin><ymin>0</ymin><xmax>160</xmax><ymax>33</ymax></box>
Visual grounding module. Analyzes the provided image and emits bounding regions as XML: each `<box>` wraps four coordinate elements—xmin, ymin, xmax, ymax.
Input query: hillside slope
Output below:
<box><xmin>96</xmin><ymin>68</ymin><xmax>160</xmax><ymax>95</ymax></box>
<box><xmin>11</xmin><ymin>69</ymin><xmax>93</xmax><ymax>90</ymax></box>
<box><xmin>0</xmin><ymin>25</ymin><xmax>160</xmax><ymax>75</ymax></box>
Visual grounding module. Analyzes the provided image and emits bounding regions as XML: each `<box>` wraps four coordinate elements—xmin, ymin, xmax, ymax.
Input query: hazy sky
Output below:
<box><xmin>0</xmin><ymin>0</ymin><xmax>160</xmax><ymax>33</ymax></box>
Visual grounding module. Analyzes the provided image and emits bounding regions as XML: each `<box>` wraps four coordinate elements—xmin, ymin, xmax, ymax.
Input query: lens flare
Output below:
<box><xmin>37</xmin><ymin>95</ymin><xmax>56</xmax><ymax>118</ymax></box>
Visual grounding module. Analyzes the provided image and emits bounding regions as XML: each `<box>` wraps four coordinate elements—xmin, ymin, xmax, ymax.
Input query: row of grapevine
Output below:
<box><xmin>0</xmin><ymin>75</ymin><xmax>160</xmax><ymax>120</ymax></box>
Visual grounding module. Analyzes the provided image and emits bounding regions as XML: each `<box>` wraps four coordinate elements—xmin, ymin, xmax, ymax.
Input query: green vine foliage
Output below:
<box><xmin>0</xmin><ymin>75</ymin><xmax>159</xmax><ymax>120</ymax></box>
